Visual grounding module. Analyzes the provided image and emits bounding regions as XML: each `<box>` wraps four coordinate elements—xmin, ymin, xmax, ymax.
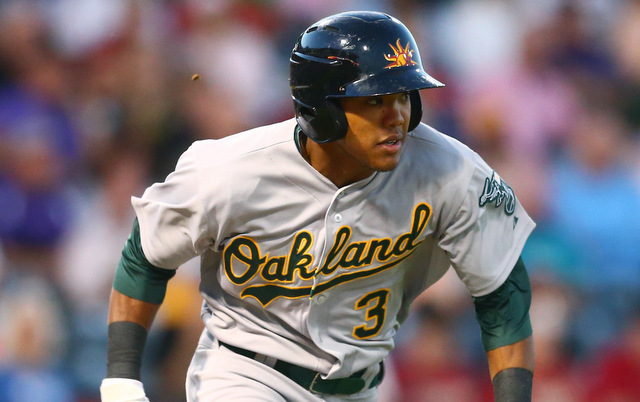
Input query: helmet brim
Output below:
<box><xmin>337</xmin><ymin>68</ymin><xmax>444</xmax><ymax>98</ymax></box>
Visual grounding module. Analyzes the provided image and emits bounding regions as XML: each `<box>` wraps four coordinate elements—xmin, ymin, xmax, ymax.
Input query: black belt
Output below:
<box><xmin>218</xmin><ymin>341</ymin><xmax>383</xmax><ymax>395</ymax></box>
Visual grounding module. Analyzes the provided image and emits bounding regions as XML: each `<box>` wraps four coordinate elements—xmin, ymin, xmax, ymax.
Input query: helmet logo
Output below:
<box><xmin>384</xmin><ymin>39</ymin><xmax>417</xmax><ymax>69</ymax></box>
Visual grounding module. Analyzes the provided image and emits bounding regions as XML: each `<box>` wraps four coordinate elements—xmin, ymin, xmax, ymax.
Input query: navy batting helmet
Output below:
<box><xmin>289</xmin><ymin>11</ymin><xmax>444</xmax><ymax>143</ymax></box>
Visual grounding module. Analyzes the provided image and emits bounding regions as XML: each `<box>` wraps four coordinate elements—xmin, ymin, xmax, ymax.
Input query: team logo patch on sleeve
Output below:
<box><xmin>479</xmin><ymin>171</ymin><xmax>516</xmax><ymax>215</ymax></box>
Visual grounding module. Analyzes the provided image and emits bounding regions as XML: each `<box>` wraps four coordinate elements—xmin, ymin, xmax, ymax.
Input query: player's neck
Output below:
<box><xmin>304</xmin><ymin>138</ymin><xmax>374</xmax><ymax>188</ymax></box>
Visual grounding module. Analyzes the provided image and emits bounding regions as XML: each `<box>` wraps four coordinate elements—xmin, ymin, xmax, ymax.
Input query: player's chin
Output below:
<box><xmin>371</xmin><ymin>155</ymin><xmax>402</xmax><ymax>172</ymax></box>
<box><xmin>372</xmin><ymin>147</ymin><xmax>404</xmax><ymax>171</ymax></box>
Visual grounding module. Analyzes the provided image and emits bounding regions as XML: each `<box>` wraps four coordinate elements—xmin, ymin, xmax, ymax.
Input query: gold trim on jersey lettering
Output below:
<box><xmin>318</xmin><ymin>228</ymin><xmax>393</xmax><ymax>276</ymax></box>
<box><xmin>223</xmin><ymin>237</ymin><xmax>265</xmax><ymax>284</ymax></box>
<box><xmin>241</xmin><ymin>253</ymin><xmax>413</xmax><ymax>307</ymax></box>
<box><xmin>352</xmin><ymin>288</ymin><xmax>391</xmax><ymax>339</ymax></box>
<box><xmin>225</xmin><ymin>203</ymin><xmax>432</xmax><ymax>306</ymax></box>
<box><xmin>318</xmin><ymin>203</ymin><xmax>431</xmax><ymax>276</ymax></box>
<box><xmin>224</xmin><ymin>232</ymin><xmax>316</xmax><ymax>285</ymax></box>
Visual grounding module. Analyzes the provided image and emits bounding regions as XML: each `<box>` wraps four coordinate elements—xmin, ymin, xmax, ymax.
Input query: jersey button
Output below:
<box><xmin>334</xmin><ymin>214</ymin><xmax>343</xmax><ymax>223</ymax></box>
<box><xmin>317</xmin><ymin>294</ymin><xmax>327</xmax><ymax>304</ymax></box>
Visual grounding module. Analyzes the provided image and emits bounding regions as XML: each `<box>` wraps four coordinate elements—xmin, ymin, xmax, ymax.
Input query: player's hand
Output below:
<box><xmin>100</xmin><ymin>378</ymin><xmax>149</xmax><ymax>402</ymax></box>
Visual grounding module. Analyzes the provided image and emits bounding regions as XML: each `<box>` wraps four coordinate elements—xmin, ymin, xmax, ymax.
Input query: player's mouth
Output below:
<box><xmin>378</xmin><ymin>136</ymin><xmax>403</xmax><ymax>152</ymax></box>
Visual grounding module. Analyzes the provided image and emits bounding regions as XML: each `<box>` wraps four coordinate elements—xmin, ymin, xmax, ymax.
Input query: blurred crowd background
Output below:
<box><xmin>1</xmin><ymin>0</ymin><xmax>639</xmax><ymax>401</ymax></box>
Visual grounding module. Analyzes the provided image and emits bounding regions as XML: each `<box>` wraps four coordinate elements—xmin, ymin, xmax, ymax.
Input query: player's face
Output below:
<box><xmin>338</xmin><ymin>92</ymin><xmax>411</xmax><ymax>174</ymax></box>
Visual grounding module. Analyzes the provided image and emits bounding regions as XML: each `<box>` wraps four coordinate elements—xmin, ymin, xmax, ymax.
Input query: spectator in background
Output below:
<box><xmin>0</xmin><ymin>1</ymin><xmax>80</xmax><ymax>274</ymax></box>
<box><xmin>452</xmin><ymin>14</ymin><xmax>582</xmax><ymax>223</ymax></box>
<box><xmin>0</xmin><ymin>4</ymin><xmax>79</xmax><ymax>401</ymax></box>
<box><xmin>549</xmin><ymin>4</ymin><xmax>618</xmax><ymax>85</ymax></box>
<box><xmin>610</xmin><ymin>0</ymin><xmax>640</xmax><ymax>195</ymax></box>
<box><xmin>56</xmin><ymin>144</ymin><xmax>151</xmax><ymax>399</ymax></box>
<box><xmin>611</xmin><ymin>0</ymin><xmax>640</xmax><ymax>133</ymax></box>
<box><xmin>427</xmin><ymin>0</ymin><xmax>522</xmax><ymax>86</ymax></box>
<box><xmin>457</xmin><ymin>22</ymin><xmax>579</xmax><ymax>164</ymax></box>
<box><xmin>177</xmin><ymin>2</ymin><xmax>290</xmax><ymax>135</ymax></box>
<box><xmin>585</xmin><ymin>305</ymin><xmax>640</xmax><ymax>401</ymax></box>
<box><xmin>391</xmin><ymin>303</ymin><xmax>486</xmax><ymax>402</ymax></box>
<box><xmin>546</xmin><ymin>106</ymin><xmax>640</xmax><ymax>356</ymax></box>
<box><xmin>528</xmin><ymin>274</ymin><xmax>584</xmax><ymax>402</ymax></box>
<box><xmin>0</xmin><ymin>271</ymin><xmax>75</xmax><ymax>402</ymax></box>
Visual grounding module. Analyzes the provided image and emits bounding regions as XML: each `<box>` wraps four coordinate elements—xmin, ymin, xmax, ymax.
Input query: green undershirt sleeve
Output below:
<box><xmin>113</xmin><ymin>218</ymin><xmax>176</xmax><ymax>304</ymax></box>
<box><xmin>472</xmin><ymin>256</ymin><xmax>532</xmax><ymax>352</ymax></box>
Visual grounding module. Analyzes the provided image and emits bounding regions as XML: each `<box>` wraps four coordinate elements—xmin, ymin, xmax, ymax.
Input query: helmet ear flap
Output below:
<box><xmin>294</xmin><ymin>98</ymin><xmax>348</xmax><ymax>143</ymax></box>
<box><xmin>408</xmin><ymin>90</ymin><xmax>423</xmax><ymax>132</ymax></box>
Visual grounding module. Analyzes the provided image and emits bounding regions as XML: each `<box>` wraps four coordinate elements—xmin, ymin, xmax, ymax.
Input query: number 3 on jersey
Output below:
<box><xmin>352</xmin><ymin>289</ymin><xmax>390</xmax><ymax>339</ymax></box>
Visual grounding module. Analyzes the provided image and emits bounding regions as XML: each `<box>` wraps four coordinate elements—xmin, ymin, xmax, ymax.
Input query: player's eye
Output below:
<box><xmin>394</xmin><ymin>92</ymin><xmax>410</xmax><ymax>104</ymax></box>
<box><xmin>367</xmin><ymin>97</ymin><xmax>383</xmax><ymax>106</ymax></box>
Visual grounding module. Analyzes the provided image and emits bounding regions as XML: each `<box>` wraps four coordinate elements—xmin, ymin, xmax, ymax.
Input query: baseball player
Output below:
<box><xmin>101</xmin><ymin>11</ymin><xmax>535</xmax><ymax>402</ymax></box>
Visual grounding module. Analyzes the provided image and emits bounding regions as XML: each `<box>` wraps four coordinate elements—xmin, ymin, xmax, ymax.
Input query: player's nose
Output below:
<box><xmin>383</xmin><ymin>97</ymin><xmax>409</xmax><ymax>128</ymax></box>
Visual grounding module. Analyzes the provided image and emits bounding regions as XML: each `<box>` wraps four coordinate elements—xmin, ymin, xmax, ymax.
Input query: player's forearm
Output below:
<box><xmin>486</xmin><ymin>336</ymin><xmax>534</xmax><ymax>379</ymax></box>
<box><xmin>106</xmin><ymin>289</ymin><xmax>161</xmax><ymax>382</ymax></box>
<box><xmin>487</xmin><ymin>336</ymin><xmax>534</xmax><ymax>401</ymax></box>
<box><xmin>106</xmin><ymin>289</ymin><xmax>160</xmax><ymax>378</ymax></box>
<box><xmin>108</xmin><ymin>288</ymin><xmax>161</xmax><ymax>329</ymax></box>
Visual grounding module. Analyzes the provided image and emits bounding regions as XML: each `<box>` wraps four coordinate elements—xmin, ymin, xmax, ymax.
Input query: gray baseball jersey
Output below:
<box><xmin>132</xmin><ymin>118</ymin><xmax>535</xmax><ymax>380</ymax></box>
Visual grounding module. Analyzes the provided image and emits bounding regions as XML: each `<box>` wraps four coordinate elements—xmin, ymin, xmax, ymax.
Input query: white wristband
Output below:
<box><xmin>100</xmin><ymin>378</ymin><xmax>149</xmax><ymax>402</ymax></box>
